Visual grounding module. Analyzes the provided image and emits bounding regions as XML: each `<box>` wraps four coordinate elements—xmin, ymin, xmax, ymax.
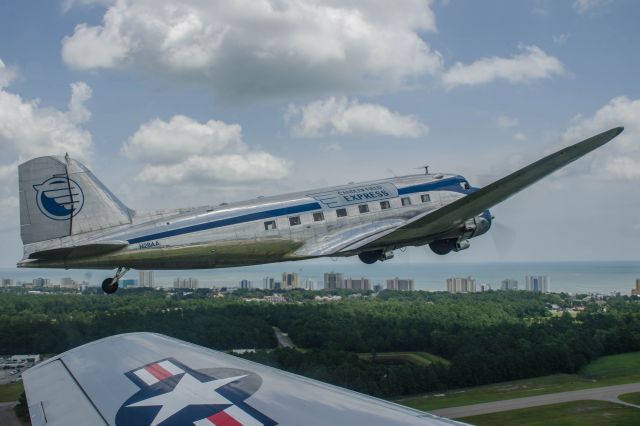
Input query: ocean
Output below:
<box><xmin>1</xmin><ymin>260</ymin><xmax>639</xmax><ymax>295</ymax></box>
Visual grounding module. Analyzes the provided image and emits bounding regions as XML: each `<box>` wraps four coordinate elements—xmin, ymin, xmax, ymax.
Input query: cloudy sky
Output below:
<box><xmin>0</xmin><ymin>0</ymin><xmax>638</xmax><ymax>269</ymax></box>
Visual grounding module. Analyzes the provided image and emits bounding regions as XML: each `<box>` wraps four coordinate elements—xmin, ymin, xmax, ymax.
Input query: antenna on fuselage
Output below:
<box><xmin>415</xmin><ymin>165</ymin><xmax>429</xmax><ymax>175</ymax></box>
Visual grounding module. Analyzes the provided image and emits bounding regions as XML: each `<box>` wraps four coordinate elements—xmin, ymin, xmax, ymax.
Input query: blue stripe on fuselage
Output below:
<box><xmin>127</xmin><ymin>202</ymin><xmax>322</xmax><ymax>244</ymax></box>
<box><xmin>127</xmin><ymin>177</ymin><xmax>470</xmax><ymax>245</ymax></box>
<box><xmin>398</xmin><ymin>177</ymin><xmax>468</xmax><ymax>195</ymax></box>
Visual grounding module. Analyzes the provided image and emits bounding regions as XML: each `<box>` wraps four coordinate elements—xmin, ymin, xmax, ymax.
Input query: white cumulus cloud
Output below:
<box><xmin>123</xmin><ymin>115</ymin><xmax>289</xmax><ymax>185</ymax></box>
<box><xmin>563</xmin><ymin>96</ymin><xmax>640</xmax><ymax>179</ymax></box>
<box><xmin>61</xmin><ymin>0</ymin><xmax>442</xmax><ymax>100</ymax></box>
<box><xmin>0</xmin><ymin>59</ymin><xmax>93</xmax><ymax>161</ymax></box>
<box><xmin>442</xmin><ymin>45</ymin><xmax>564</xmax><ymax>89</ymax></box>
<box><xmin>287</xmin><ymin>97</ymin><xmax>428</xmax><ymax>138</ymax></box>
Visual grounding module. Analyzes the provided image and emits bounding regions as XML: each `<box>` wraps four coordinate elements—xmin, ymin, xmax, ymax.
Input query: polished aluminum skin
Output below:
<box><xmin>17</xmin><ymin>127</ymin><xmax>624</xmax><ymax>274</ymax></box>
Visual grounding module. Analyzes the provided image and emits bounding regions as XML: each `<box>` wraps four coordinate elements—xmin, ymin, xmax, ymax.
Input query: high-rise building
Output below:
<box><xmin>173</xmin><ymin>277</ymin><xmax>198</xmax><ymax>289</ymax></box>
<box><xmin>373</xmin><ymin>283</ymin><xmax>383</xmax><ymax>292</ymax></box>
<box><xmin>60</xmin><ymin>277</ymin><xmax>79</xmax><ymax>289</ymax></box>
<box><xmin>1</xmin><ymin>278</ymin><xmax>14</xmax><ymax>287</ymax></box>
<box><xmin>282</xmin><ymin>273</ymin><xmax>300</xmax><ymax>290</ymax></box>
<box><xmin>501</xmin><ymin>279</ymin><xmax>518</xmax><ymax>290</ymax></box>
<box><xmin>303</xmin><ymin>279</ymin><xmax>315</xmax><ymax>290</ymax></box>
<box><xmin>32</xmin><ymin>278</ymin><xmax>50</xmax><ymax>288</ymax></box>
<box><xmin>525</xmin><ymin>276</ymin><xmax>549</xmax><ymax>293</ymax></box>
<box><xmin>240</xmin><ymin>279</ymin><xmax>253</xmax><ymax>289</ymax></box>
<box><xmin>140</xmin><ymin>270</ymin><xmax>154</xmax><ymax>287</ymax></box>
<box><xmin>344</xmin><ymin>277</ymin><xmax>371</xmax><ymax>291</ymax></box>
<box><xmin>263</xmin><ymin>277</ymin><xmax>276</xmax><ymax>290</ymax></box>
<box><xmin>387</xmin><ymin>277</ymin><xmax>415</xmax><ymax>291</ymax></box>
<box><xmin>324</xmin><ymin>272</ymin><xmax>343</xmax><ymax>290</ymax></box>
<box><xmin>446</xmin><ymin>277</ymin><xmax>476</xmax><ymax>293</ymax></box>
<box><xmin>632</xmin><ymin>279</ymin><xmax>640</xmax><ymax>296</ymax></box>
<box><xmin>480</xmin><ymin>283</ymin><xmax>492</xmax><ymax>292</ymax></box>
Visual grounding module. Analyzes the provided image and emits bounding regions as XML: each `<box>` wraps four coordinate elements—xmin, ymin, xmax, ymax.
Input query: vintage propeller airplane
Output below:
<box><xmin>17</xmin><ymin>127</ymin><xmax>623</xmax><ymax>293</ymax></box>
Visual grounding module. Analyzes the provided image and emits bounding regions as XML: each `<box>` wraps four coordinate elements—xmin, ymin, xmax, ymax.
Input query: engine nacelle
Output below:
<box><xmin>429</xmin><ymin>211</ymin><xmax>491</xmax><ymax>255</ymax></box>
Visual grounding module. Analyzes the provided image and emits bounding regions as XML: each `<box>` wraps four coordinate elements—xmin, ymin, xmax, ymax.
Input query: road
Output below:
<box><xmin>272</xmin><ymin>327</ymin><xmax>295</xmax><ymax>349</ymax></box>
<box><xmin>430</xmin><ymin>382</ymin><xmax>640</xmax><ymax>418</ymax></box>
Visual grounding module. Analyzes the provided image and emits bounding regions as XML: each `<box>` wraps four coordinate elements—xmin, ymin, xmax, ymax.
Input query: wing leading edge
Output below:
<box><xmin>356</xmin><ymin>126</ymin><xmax>624</xmax><ymax>250</ymax></box>
<box><xmin>23</xmin><ymin>332</ymin><xmax>465</xmax><ymax>426</ymax></box>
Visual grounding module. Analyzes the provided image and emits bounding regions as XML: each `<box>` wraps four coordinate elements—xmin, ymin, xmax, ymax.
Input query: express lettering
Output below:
<box><xmin>342</xmin><ymin>190</ymin><xmax>390</xmax><ymax>202</ymax></box>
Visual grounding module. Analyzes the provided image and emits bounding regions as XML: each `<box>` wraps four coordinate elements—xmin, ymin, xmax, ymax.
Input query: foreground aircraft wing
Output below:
<box><xmin>354</xmin><ymin>127</ymin><xmax>624</xmax><ymax>251</ymax></box>
<box><xmin>23</xmin><ymin>332</ymin><xmax>464</xmax><ymax>426</ymax></box>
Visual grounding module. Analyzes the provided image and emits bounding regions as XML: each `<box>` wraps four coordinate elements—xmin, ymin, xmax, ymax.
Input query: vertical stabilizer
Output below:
<box><xmin>19</xmin><ymin>156</ymin><xmax>133</xmax><ymax>245</ymax></box>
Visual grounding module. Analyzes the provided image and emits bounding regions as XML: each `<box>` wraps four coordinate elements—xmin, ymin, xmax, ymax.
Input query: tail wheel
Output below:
<box><xmin>102</xmin><ymin>278</ymin><xmax>119</xmax><ymax>294</ymax></box>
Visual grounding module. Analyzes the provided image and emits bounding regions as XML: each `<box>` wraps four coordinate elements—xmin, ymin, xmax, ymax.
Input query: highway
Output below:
<box><xmin>430</xmin><ymin>382</ymin><xmax>640</xmax><ymax>418</ymax></box>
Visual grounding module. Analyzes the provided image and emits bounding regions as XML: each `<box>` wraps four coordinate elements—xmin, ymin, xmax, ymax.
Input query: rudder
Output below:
<box><xmin>19</xmin><ymin>155</ymin><xmax>133</xmax><ymax>245</ymax></box>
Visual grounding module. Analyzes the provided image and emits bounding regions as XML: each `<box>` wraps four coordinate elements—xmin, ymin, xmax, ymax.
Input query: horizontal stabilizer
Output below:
<box><xmin>361</xmin><ymin>127</ymin><xmax>624</xmax><ymax>249</ymax></box>
<box><xmin>28</xmin><ymin>241</ymin><xmax>128</xmax><ymax>260</ymax></box>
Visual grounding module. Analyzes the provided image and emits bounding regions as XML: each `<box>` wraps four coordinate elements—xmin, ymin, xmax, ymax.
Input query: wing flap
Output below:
<box><xmin>295</xmin><ymin>219</ymin><xmax>405</xmax><ymax>257</ymax></box>
<box><xmin>23</xmin><ymin>359</ymin><xmax>108</xmax><ymax>425</ymax></box>
<box><xmin>360</xmin><ymin>127</ymin><xmax>624</xmax><ymax>249</ymax></box>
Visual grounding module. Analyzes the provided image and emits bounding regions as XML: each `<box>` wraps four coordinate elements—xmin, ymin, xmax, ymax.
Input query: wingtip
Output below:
<box><xmin>615</xmin><ymin>126</ymin><xmax>624</xmax><ymax>135</ymax></box>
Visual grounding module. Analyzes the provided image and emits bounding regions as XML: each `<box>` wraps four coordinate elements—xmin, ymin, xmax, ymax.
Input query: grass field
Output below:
<box><xmin>619</xmin><ymin>391</ymin><xmax>640</xmax><ymax>406</ymax></box>
<box><xmin>358</xmin><ymin>351</ymin><xmax>450</xmax><ymax>366</ymax></box>
<box><xmin>397</xmin><ymin>351</ymin><xmax>640</xmax><ymax>411</ymax></box>
<box><xmin>459</xmin><ymin>400</ymin><xmax>640</xmax><ymax>426</ymax></box>
<box><xmin>0</xmin><ymin>383</ymin><xmax>23</xmax><ymax>403</ymax></box>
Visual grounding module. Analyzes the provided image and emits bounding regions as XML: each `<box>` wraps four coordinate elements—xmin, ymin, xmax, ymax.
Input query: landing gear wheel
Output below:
<box><xmin>358</xmin><ymin>250</ymin><xmax>383</xmax><ymax>264</ymax></box>
<box><xmin>429</xmin><ymin>239</ymin><xmax>455</xmax><ymax>255</ymax></box>
<box><xmin>102</xmin><ymin>278</ymin><xmax>119</xmax><ymax>294</ymax></box>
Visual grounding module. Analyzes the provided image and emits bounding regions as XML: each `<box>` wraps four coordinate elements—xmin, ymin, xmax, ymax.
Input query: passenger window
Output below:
<box><xmin>264</xmin><ymin>220</ymin><xmax>277</xmax><ymax>230</ymax></box>
<box><xmin>289</xmin><ymin>216</ymin><xmax>301</xmax><ymax>226</ymax></box>
<box><xmin>313</xmin><ymin>212</ymin><xmax>325</xmax><ymax>222</ymax></box>
<box><xmin>358</xmin><ymin>204</ymin><xmax>369</xmax><ymax>214</ymax></box>
<box><xmin>380</xmin><ymin>200</ymin><xmax>391</xmax><ymax>210</ymax></box>
<box><xmin>336</xmin><ymin>208</ymin><xmax>348</xmax><ymax>218</ymax></box>
<box><xmin>401</xmin><ymin>197</ymin><xmax>411</xmax><ymax>206</ymax></box>
<box><xmin>421</xmin><ymin>194</ymin><xmax>431</xmax><ymax>203</ymax></box>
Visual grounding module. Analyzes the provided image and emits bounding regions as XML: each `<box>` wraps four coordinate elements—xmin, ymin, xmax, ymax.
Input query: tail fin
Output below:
<box><xmin>19</xmin><ymin>155</ymin><xmax>133</xmax><ymax>245</ymax></box>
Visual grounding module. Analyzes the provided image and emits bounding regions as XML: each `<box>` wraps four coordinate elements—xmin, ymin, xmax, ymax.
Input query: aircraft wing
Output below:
<box><xmin>353</xmin><ymin>127</ymin><xmax>624</xmax><ymax>251</ymax></box>
<box><xmin>23</xmin><ymin>332</ymin><xmax>464</xmax><ymax>426</ymax></box>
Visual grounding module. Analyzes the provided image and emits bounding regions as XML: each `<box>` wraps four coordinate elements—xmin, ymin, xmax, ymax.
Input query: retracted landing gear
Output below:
<box><xmin>102</xmin><ymin>267</ymin><xmax>130</xmax><ymax>294</ymax></box>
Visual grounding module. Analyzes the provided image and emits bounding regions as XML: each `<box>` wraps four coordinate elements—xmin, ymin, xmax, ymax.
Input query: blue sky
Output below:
<box><xmin>0</xmin><ymin>0</ymin><xmax>639</xmax><ymax>268</ymax></box>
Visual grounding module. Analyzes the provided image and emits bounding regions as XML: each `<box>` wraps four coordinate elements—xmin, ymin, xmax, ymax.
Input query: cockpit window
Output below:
<box><xmin>460</xmin><ymin>181</ymin><xmax>471</xmax><ymax>190</ymax></box>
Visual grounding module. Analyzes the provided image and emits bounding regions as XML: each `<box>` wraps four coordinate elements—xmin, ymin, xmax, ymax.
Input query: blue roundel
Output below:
<box><xmin>33</xmin><ymin>176</ymin><xmax>84</xmax><ymax>220</ymax></box>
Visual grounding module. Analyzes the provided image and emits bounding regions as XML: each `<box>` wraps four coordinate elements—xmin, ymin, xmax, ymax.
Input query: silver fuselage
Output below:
<box><xmin>19</xmin><ymin>173</ymin><xmax>476</xmax><ymax>270</ymax></box>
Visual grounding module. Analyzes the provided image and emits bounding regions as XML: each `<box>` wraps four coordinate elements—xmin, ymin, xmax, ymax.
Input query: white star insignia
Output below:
<box><xmin>127</xmin><ymin>373</ymin><xmax>247</xmax><ymax>426</ymax></box>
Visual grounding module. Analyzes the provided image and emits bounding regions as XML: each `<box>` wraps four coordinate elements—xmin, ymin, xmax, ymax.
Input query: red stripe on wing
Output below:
<box><xmin>208</xmin><ymin>410</ymin><xmax>243</xmax><ymax>426</ymax></box>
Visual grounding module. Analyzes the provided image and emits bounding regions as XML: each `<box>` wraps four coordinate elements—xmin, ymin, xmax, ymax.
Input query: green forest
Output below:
<box><xmin>2</xmin><ymin>288</ymin><xmax>640</xmax><ymax>398</ymax></box>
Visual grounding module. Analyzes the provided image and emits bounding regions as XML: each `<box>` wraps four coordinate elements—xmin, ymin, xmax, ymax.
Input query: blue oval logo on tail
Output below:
<box><xmin>34</xmin><ymin>176</ymin><xmax>84</xmax><ymax>220</ymax></box>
